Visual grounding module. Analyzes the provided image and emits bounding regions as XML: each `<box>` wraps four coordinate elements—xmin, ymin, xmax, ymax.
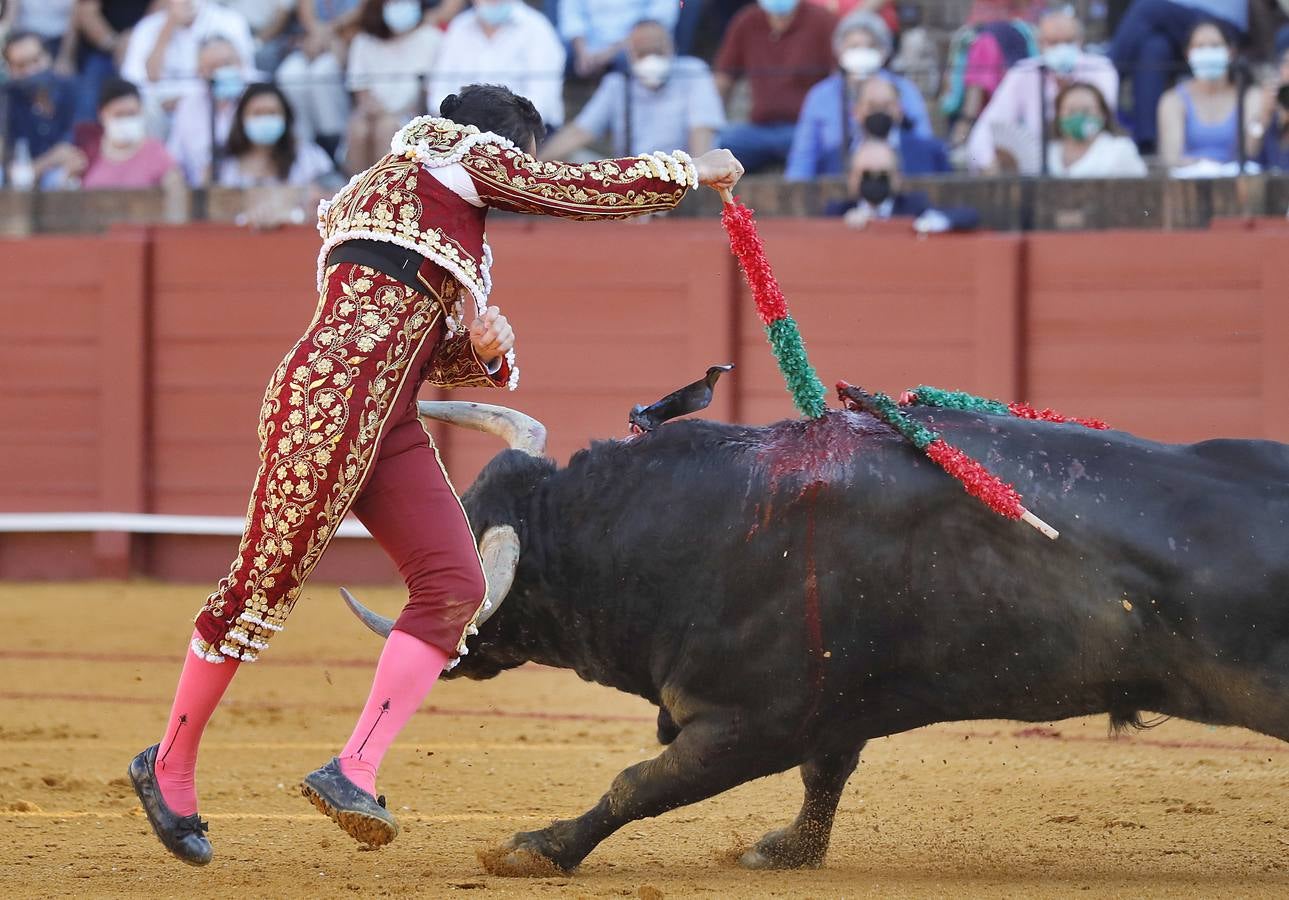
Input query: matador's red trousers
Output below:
<box><xmin>193</xmin><ymin>263</ymin><xmax>488</xmax><ymax>664</ymax></box>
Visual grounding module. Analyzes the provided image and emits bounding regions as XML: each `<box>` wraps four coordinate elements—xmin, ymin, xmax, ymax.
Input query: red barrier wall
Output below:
<box><xmin>3</xmin><ymin>220</ymin><xmax>1288</xmax><ymax>581</ymax></box>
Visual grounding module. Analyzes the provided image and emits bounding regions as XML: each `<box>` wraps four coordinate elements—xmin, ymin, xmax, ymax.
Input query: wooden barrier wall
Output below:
<box><xmin>2</xmin><ymin>220</ymin><xmax>1288</xmax><ymax>581</ymax></box>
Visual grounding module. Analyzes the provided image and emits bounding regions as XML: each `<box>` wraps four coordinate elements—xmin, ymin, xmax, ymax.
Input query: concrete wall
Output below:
<box><xmin>3</xmin><ymin>219</ymin><xmax>1288</xmax><ymax>580</ymax></box>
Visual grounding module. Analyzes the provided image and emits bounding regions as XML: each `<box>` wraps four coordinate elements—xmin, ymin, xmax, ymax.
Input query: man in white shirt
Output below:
<box><xmin>121</xmin><ymin>0</ymin><xmax>255</xmax><ymax>132</ymax></box>
<box><xmin>428</xmin><ymin>0</ymin><xmax>567</xmax><ymax>130</ymax></box>
<box><xmin>965</xmin><ymin>10</ymin><xmax>1118</xmax><ymax>173</ymax></box>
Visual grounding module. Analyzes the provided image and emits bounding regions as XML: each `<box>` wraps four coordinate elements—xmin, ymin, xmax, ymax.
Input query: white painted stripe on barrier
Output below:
<box><xmin>0</xmin><ymin>512</ymin><xmax>371</xmax><ymax>538</ymax></box>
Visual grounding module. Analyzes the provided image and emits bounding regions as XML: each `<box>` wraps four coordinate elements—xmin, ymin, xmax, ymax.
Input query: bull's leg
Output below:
<box><xmin>480</xmin><ymin>713</ymin><xmax>789</xmax><ymax>875</ymax></box>
<box><xmin>739</xmin><ymin>744</ymin><xmax>864</xmax><ymax>870</ymax></box>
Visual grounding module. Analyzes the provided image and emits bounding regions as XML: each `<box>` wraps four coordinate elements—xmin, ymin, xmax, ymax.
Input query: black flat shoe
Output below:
<box><xmin>301</xmin><ymin>758</ymin><xmax>399</xmax><ymax>848</ymax></box>
<box><xmin>128</xmin><ymin>744</ymin><xmax>213</xmax><ymax>866</ymax></box>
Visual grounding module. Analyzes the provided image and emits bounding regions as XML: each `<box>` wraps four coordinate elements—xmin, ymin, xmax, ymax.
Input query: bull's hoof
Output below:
<box><xmin>477</xmin><ymin>833</ymin><xmax>570</xmax><ymax>877</ymax></box>
<box><xmin>738</xmin><ymin>828</ymin><xmax>826</xmax><ymax>870</ymax></box>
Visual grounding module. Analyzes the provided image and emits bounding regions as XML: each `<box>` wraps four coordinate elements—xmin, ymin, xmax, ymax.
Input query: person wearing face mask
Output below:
<box><xmin>166</xmin><ymin>36</ymin><xmax>247</xmax><ymax>186</ymax></box>
<box><xmin>1047</xmin><ymin>81</ymin><xmax>1147</xmax><ymax>176</ymax></box>
<box><xmin>216</xmin><ymin>82</ymin><xmax>336</xmax><ymax>190</ymax></box>
<box><xmin>1</xmin><ymin>30</ymin><xmax>83</xmax><ymax>189</ymax></box>
<box><xmin>559</xmin><ymin>0</ymin><xmax>680</xmax><ymax>80</ymax></box>
<box><xmin>82</xmin><ymin>78</ymin><xmax>185</xmax><ymax>191</ymax></box>
<box><xmin>541</xmin><ymin>19</ymin><xmax>724</xmax><ymax>160</ymax></box>
<box><xmin>120</xmin><ymin>0</ymin><xmax>256</xmax><ymax>132</ymax></box>
<box><xmin>714</xmin><ymin>0</ymin><xmax>838</xmax><ymax>173</ymax></box>
<box><xmin>785</xmin><ymin>10</ymin><xmax>932</xmax><ymax>181</ymax></box>
<box><xmin>428</xmin><ymin>0</ymin><xmax>566</xmax><ymax>131</ymax></box>
<box><xmin>1156</xmin><ymin>20</ymin><xmax>1261</xmax><ymax>168</ymax></box>
<box><xmin>965</xmin><ymin>10</ymin><xmax>1118</xmax><ymax>174</ymax></box>
<box><xmin>344</xmin><ymin>0</ymin><xmax>442</xmax><ymax>172</ymax></box>
<box><xmin>847</xmin><ymin>77</ymin><xmax>947</xmax><ymax>174</ymax></box>
<box><xmin>824</xmin><ymin>139</ymin><xmax>979</xmax><ymax>232</ymax></box>
<box><xmin>1108</xmin><ymin>0</ymin><xmax>1248</xmax><ymax>153</ymax></box>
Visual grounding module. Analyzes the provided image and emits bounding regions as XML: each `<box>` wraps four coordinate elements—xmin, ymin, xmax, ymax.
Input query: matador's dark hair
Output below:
<box><xmin>439</xmin><ymin>84</ymin><xmax>544</xmax><ymax>153</ymax></box>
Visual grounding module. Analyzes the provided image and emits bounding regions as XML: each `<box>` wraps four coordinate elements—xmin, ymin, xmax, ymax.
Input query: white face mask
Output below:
<box><xmin>839</xmin><ymin>46</ymin><xmax>883</xmax><ymax>78</ymax></box>
<box><xmin>383</xmin><ymin>0</ymin><xmax>422</xmax><ymax>34</ymax></box>
<box><xmin>105</xmin><ymin>114</ymin><xmax>146</xmax><ymax>146</ymax></box>
<box><xmin>1041</xmin><ymin>42</ymin><xmax>1081</xmax><ymax>76</ymax></box>
<box><xmin>1188</xmin><ymin>45</ymin><xmax>1230</xmax><ymax>81</ymax></box>
<box><xmin>632</xmin><ymin>54</ymin><xmax>672</xmax><ymax>89</ymax></box>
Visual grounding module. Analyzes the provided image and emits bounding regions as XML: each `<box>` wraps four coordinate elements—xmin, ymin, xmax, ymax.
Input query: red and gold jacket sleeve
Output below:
<box><xmin>424</xmin><ymin>328</ymin><xmax>512</xmax><ymax>389</ymax></box>
<box><xmin>459</xmin><ymin>141</ymin><xmax>699</xmax><ymax>219</ymax></box>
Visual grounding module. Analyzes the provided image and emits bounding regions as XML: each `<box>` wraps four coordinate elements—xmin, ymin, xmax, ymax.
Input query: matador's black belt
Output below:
<box><xmin>326</xmin><ymin>239</ymin><xmax>426</xmax><ymax>293</ymax></box>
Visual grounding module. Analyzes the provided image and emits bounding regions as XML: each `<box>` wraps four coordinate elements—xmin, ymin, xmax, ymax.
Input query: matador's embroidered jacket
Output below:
<box><xmin>192</xmin><ymin>118</ymin><xmax>698</xmax><ymax>664</ymax></box>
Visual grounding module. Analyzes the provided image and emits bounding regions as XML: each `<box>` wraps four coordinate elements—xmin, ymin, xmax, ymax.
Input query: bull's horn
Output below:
<box><xmin>339</xmin><ymin>523</ymin><xmax>521</xmax><ymax>639</ymax></box>
<box><xmin>340</xmin><ymin>586</ymin><xmax>394</xmax><ymax>638</ymax></box>
<box><xmin>417</xmin><ymin>401</ymin><xmax>546</xmax><ymax>457</ymax></box>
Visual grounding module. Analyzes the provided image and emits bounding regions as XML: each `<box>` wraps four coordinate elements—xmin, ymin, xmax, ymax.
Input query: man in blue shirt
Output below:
<box><xmin>541</xmin><ymin>20</ymin><xmax>725</xmax><ymax>159</ymax></box>
<box><xmin>559</xmin><ymin>0</ymin><xmax>679</xmax><ymax>78</ymax></box>
<box><xmin>3</xmin><ymin>31</ymin><xmax>82</xmax><ymax>188</ymax></box>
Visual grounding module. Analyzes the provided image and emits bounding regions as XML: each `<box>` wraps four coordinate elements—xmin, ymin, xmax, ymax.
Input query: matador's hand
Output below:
<box><xmin>469</xmin><ymin>306</ymin><xmax>514</xmax><ymax>366</ymax></box>
<box><xmin>694</xmin><ymin>149</ymin><xmax>745</xmax><ymax>192</ymax></box>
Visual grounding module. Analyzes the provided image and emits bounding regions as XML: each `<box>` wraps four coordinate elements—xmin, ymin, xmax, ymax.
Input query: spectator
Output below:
<box><xmin>2</xmin><ymin>31</ymin><xmax>82</xmax><ymax>189</ymax></box>
<box><xmin>785</xmin><ymin>10</ymin><xmax>932</xmax><ymax>181</ymax></box>
<box><xmin>1156</xmin><ymin>20</ymin><xmax>1260</xmax><ymax>168</ymax></box>
<box><xmin>559</xmin><ymin>0</ymin><xmax>679</xmax><ymax>79</ymax></box>
<box><xmin>715</xmin><ymin>0</ymin><xmax>837</xmax><ymax>173</ymax></box>
<box><xmin>825</xmin><ymin>139</ymin><xmax>979</xmax><ymax>232</ymax></box>
<box><xmin>941</xmin><ymin>0</ymin><xmax>1040</xmax><ymax>145</ymax></box>
<box><xmin>966</xmin><ymin>9</ymin><xmax>1119</xmax><ymax>173</ymax></box>
<box><xmin>540</xmin><ymin>19</ymin><xmax>724</xmax><ymax>159</ymax></box>
<box><xmin>853</xmin><ymin>76</ymin><xmax>948</xmax><ymax>173</ymax></box>
<box><xmin>0</xmin><ymin>0</ymin><xmax>78</xmax><ymax>69</ymax></box>
<box><xmin>1257</xmin><ymin>27</ymin><xmax>1289</xmax><ymax>171</ymax></box>
<box><xmin>277</xmin><ymin>0</ymin><xmax>361</xmax><ymax>157</ymax></box>
<box><xmin>82</xmin><ymin>78</ymin><xmax>185</xmax><ymax>192</ymax></box>
<box><xmin>428</xmin><ymin>0</ymin><xmax>567</xmax><ymax>131</ymax></box>
<box><xmin>1109</xmin><ymin>0</ymin><xmax>1248</xmax><ymax>153</ymax></box>
<box><xmin>167</xmin><ymin>35</ymin><xmax>246</xmax><ymax>185</ymax></box>
<box><xmin>1047</xmin><ymin>81</ymin><xmax>1147</xmax><ymax>176</ymax></box>
<box><xmin>71</xmin><ymin>1</ymin><xmax>156</xmax><ymax>125</ymax></box>
<box><xmin>344</xmin><ymin>0</ymin><xmax>441</xmax><ymax>173</ymax></box>
<box><xmin>806</xmin><ymin>0</ymin><xmax>899</xmax><ymax>34</ymax></box>
<box><xmin>212</xmin><ymin>0</ymin><xmax>297</xmax><ymax>72</ymax></box>
<box><xmin>217</xmin><ymin>82</ymin><xmax>336</xmax><ymax>189</ymax></box>
<box><xmin>121</xmin><ymin>0</ymin><xmax>256</xmax><ymax>131</ymax></box>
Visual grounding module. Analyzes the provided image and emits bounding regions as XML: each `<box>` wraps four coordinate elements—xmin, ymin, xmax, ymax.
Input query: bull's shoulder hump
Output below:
<box><xmin>1186</xmin><ymin>438</ymin><xmax>1289</xmax><ymax>482</ymax></box>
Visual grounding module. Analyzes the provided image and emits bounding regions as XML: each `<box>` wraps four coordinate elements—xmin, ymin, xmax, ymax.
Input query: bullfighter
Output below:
<box><xmin>128</xmin><ymin>83</ymin><xmax>744</xmax><ymax>866</ymax></box>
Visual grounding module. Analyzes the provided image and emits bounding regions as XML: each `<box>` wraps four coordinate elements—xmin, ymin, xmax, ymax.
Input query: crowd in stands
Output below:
<box><xmin>2</xmin><ymin>0</ymin><xmax>1289</xmax><ymax>229</ymax></box>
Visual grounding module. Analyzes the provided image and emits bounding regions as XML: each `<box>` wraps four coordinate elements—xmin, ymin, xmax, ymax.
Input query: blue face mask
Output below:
<box><xmin>758</xmin><ymin>0</ymin><xmax>798</xmax><ymax>16</ymax></box>
<box><xmin>1188</xmin><ymin>45</ymin><xmax>1230</xmax><ymax>82</ymax></box>
<box><xmin>244</xmin><ymin>113</ymin><xmax>286</xmax><ymax>146</ymax></box>
<box><xmin>1041</xmin><ymin>42</ymin><xmax>1080</xmax><ymax>76</ymax></box>
<box><xmin>383</xmin><ymin>0</ymin><xmax>423</xmax><ymax>34</ymax></box>
<box><xmin>476</xmin><ymin>0</ymin><xmax>515</xmax><ymax>26</ymax></box>
<box><xmin>211</xmin><ymin>65</ymin><xmax>244</xmax><ymax>102</ymax></box>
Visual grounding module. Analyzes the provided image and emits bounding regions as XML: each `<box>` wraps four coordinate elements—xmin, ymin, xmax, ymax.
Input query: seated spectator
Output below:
<box><xmin>966</xmin><ymin>9</ymin><xmax>1119</xmax><ymax>173</ymax></box>
<box><xmin>785</xmin><ymin>9</ymin><xmax>932</xmax><ymax>181</ymax></box>
<box><xmin>715</xmin><ymin>0</ymin><xmax>837</xmax><ymax>173</ymax></box>
<box><xmin>71</xmin><ymin>1</ymin><xmax>156</xmax><ymax>125</ymax></box>
<box><xmin>428</xmin><ymin>0</ymin><xmax>567</xmax><ymax>131</ymax></box>
<box><xmin>277</xmin><ymin>0</ymin><xmax>360</xmax><ymax>157</ymax></box>
<box><xmin>559</xmin><ymin>0</ymin><xmax>679</xmax><ymax>79</ymax></box>
<box><xmin>82</xmin><ymin>79</ymin><xmax>185</xmax><ymax>191</ymax></box>
<box><xmin>167</xmin><ymin>35</ymin><xmax>246</xmax><ymax>186</ymax></box>
<box><xmin>825</xmin><ymin>140</ymin><xmax>979</xmax><ymax>232</ymax></box>
<box><xmin>941</xmin><ymin>0</ymin><xmax>1040</xmax><ymax>145</ymax></box>
<box><xmin>1156</xmin><ymin>21</ymin><xmax>1261</xmax><ymax>168</ymax></box>
<box><xmin>1</xmin><ymin>0</ymin><xmax>78</xmax><ymax>69</ymax></box>
<box><xmin>1047</xmin><ymin>82</ymin><xmax>1147</xmax><ymax>176</ymax></box>
<box><xmin>1109</xmin><ymin>0</ymin><xmax>1248</xmax><ymax>153</ymax></box>
<box><xmin>217</xmin><ymin>82</ymin><xmax>336</xmax><ymax>188</ymax></box>
<box><xmin>121</xmin><ymin>0</ymin><xmax>256</xmax><ymax>133</ymax></box>
<box><xmin>344</xmin><ymin>0</ymin><xmax>441</xmax><ymax>173</ymax></box>
<box><xmin>2</xmin><ymin>31</ymin><xmax>82</xmax><ymax>189</ymax></box>
<box><xmin>212</xmin><ymin>0</ymin><xmax>297</xmax><ymax>73</ymax></box>
<box><xmin>540</xmin><ymin>20</ymin><xmax>724</xmax><ymax>160</ymax></box>
<box><xmin>844</xmin><ymin>77</ymin><xmax>949</xmax><ymax>175</ymax></box>
<box><xmin>1257</xmin><ymin>27</ymin><xmax>1289</xmax><ymax>172</ymax></box>
<box><xmin>806</xmin><ymin>0</ymin><xmax>899</xmax><ymax>34</ymax></box>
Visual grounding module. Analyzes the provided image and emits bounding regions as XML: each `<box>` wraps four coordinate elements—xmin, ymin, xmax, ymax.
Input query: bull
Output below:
<box><xmin>342</xmin><ymin>384</ymin><xmax>1289</xmax><ymax>875</ymax></box>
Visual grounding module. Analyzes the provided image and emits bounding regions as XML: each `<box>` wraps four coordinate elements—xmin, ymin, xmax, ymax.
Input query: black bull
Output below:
<box><xmin>344</xmin><ymin>393</ymin><xmax>1289</xmax><ymax>874</ymax></box>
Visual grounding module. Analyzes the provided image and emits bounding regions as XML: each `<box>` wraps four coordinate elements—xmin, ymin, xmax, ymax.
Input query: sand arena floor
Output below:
<box><xmin>2</xmin><ymin>581</ymin><xmax>1289</xmax><ymax>898</ymax></box>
